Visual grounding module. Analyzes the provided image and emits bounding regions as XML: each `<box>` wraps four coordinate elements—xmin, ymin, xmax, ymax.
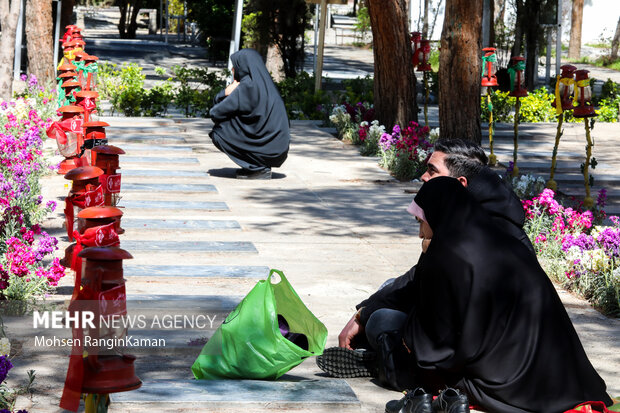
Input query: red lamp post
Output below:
<box><xmin>508</xmin><ymin>56</ymin><xmax>528</xmax><ymax>177</ymax></box>
<box><xmin>92</xmin><ymin>145</ymin><xmax>125</xmax><ymax>206</ymax></box>
<box><xmin>573</xmin><ymin>69</ymin><xmax>596</xmax><ymax>119</ymax></box>
<box><xmin>75</xmin><ymin>90</ymin><xmax>99</xmax><ymax>123</ymax></box>
<box><xmin>63</xmin><ymin>166</ymin><xmax>105</xmax><ymax>241</ymax></box>
<box><xmin>482</xmin><ymin>47</ymin><xmax>498</xmax><ymax>165</ymax></box>
<box><xmin>61</xmin><ymin>80</ymin><xmax>81</xmax><ymax>105</ymax></box>
<box><xmin>84</xmin><ymin>121</ymin><xmax>109</xmax><ymax>163</ymax></box>
<box><xmin>481</xmin><ymin>47</ymin><xmax>498</xmax><ymax>87</ymax></box>
<box><xmin>60</xmin><ymin>247</ymin><xmax>141</xmax><ymax>412</ymax></box>
<box><xmin>83</xmin><ymin>54</ymin><xmax>99</xmax><ymax>91</ymax></box>
<box><xmin>62</xmin><ymin>206</ymin><xmax>123</xmax><ymax>301</ymax></box>
<box><xmin>46</xmin><ymin>105</ymin><xmax>86</xmax><ymax>174</ymax></box>
<box><xmin>553</xmin><ymin>64</ymin><xmax>577</xmax><ymax>112</ymax></box>
<box><xmin>548</xmin><ymin>64</ymin><xmax>577</xmax><ymax>191</ymax></box>
<box><xmin>416</xmin><ymin>40</ymin><xmax>432</xmax><ymax>72</ymax></box>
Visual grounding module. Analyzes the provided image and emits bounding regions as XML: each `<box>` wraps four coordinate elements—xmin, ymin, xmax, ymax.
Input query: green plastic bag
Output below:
<box><xmin>191</xmin><ymin>269</ymin><xmax>327</xmax><ymax>380</ymax></box>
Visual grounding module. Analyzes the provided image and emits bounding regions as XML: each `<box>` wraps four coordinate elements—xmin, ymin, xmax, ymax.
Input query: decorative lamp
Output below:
<box><xmin>46</xmin><ymin>105</ymin><xmax>86</xmax><ymax>174</ymax></box>
<box><xmin>553</xmin><ymin>64</ymin><xmax>577</xmax><ymax>112</ymax></box>
<box><xmin>416</xmin><ymin>39</ymin><xmax>432</xmax><ymax>72</ymax></box>
<box><xmin>92</xmin><ymin>145</ymin><xmax>125</xmax><ymax>206</ymax></box>
<box><xmin>508</xmin><ymin>56</ymin><xmax>527</xmax><ymax>97</ymax></box>
<box><xmin>63</xmin><ymin>166</ymin><xmax>105</xmax><ymax>241</ymax></box>
<box><xmin>573</xmin><ymin>69</ymin><xmax>596</xmax><ymax>118</ymax></box>
<box><xmin>82</xmin><ymin>54</ymin><xmax>99</xmax><ymax>91</ymax></box>
<box><xmin>75</xmin><ymin>91</ymin><xmax>99</xmax><ymax>123</ymax></box>
<box><xmin>481</xmin><ymin>47</ymin><xmax>498</xmax><ymax>87</ymax></box>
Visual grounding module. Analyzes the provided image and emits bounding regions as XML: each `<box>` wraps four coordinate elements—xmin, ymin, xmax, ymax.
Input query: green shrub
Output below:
<box><xmin>518</xmin><ymin>87</ymin><xmax>557</xmax><ymax>123</ymax></box>
<box><xmin>341</xmin><ymin>75</ymin><xmax>374</xmax><ymax>104</ymax></box>
<box><xmin>481</xmin><ymin>90</ymin><xmax>514</xmax><ymax>122</ymax></box>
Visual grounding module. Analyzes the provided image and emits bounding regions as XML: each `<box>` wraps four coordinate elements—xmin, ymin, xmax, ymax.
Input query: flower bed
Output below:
<box><xmin>0</xmin><ymin>77</ymin><xmax>65</xmax><ymax>302</ymax></box>
<box><xmin>329</xmin><ymin>102</ymin><xmax>434</xmax><ymax>181</ymax></box>
<box><xmin>524</xmin><ymin>188</ymin><xmax>619</xmax><ymax>316</ymax></box>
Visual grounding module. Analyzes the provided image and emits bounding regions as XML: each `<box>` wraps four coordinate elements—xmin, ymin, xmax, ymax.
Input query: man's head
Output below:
<box><xmin>421</xmin><ymin>139</ymin><xmax>488</xmax><ymax>186</ymax></box>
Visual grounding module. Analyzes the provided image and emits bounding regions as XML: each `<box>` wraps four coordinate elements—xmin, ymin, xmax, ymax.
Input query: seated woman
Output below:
<box><xmin>318</xmin><ymin>177</ymin><xmax>612</xmax><ymax>413</ymax></box>
<box><xmin>209</xmin><ymin>48</ymin><xmax>290</xmax><ymax>179</ymax></box>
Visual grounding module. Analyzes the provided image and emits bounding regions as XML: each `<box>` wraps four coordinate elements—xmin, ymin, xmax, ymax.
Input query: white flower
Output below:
<box><xmin>0</xmin><ymin>338</ymin><xmax>10</xmax><ymax>356</ymax></box>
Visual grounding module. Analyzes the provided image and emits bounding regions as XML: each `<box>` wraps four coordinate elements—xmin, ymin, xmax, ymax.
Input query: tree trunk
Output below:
<box><xmin>568</xmin><ymin>0</ymin><xmax>583</xmax><ymax>59</ymax></box>
<box><xmin>367</xmin><ymin>0</ymin><xmax>417</xmax><ymax>129</ymax></box>
<box><xmin>26</xmin><ymin>0</ymin><xmax>54</xmax><ymax>85</ymax></box>
<box><xmin>422</xmin><ymin>0</ymin><xmax>429</xmax><ymax>37</ymax></box>
<box><xmin>438</xmin><ymin>0</ymin><xmax>482</xmax><ymax>142</ymax></box>
<box><xmin>511</xmin><ymin>0</ymin><xmax>524</xmax><ymax>56</ymax></box>
<box><xmin>489</xmin><ymin>0</ymin><xmax>495</xmax><ymax>47</ymax></box>
<box><xmin>127</xmin><ymin>0</ymin><xmax>143</xmax><ymax>38</ymax></box>
<box><xmin>0</xmin><ymin>0</ymin><xmax>22</xmax><ymax>100</ymax></box>
<box><xmin>611</xmin><ymin>17</ymin><xmax>620</xmax><ymax>60</ymax></box>
<box><xmin>523</xmin><ymin>0</ymin><xmax>541</xmax><ymax>91</ymax></box>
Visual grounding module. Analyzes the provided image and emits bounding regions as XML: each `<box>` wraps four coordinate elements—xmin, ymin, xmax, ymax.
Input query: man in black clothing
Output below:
<box><xmin>317</xmin><ymin>138</ymin><xmax>535</xmax><ymax>374</ymax></box>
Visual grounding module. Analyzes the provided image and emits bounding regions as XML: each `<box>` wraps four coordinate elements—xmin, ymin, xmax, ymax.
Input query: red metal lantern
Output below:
<box><xmin>60</xmin><ymin>247</ymin><xmax>141</xmax><ymax>411</ymax></box>
<box><xmin>61</xmin><ymin>79</ymin><xmax>81</xmax><ymax>102</ymax></box>
<box><xmin>417</xmin><ymin>39</ymin><xmax>432</xmax><ymax>72</ymax></box>
<box><xmin>508</xmin><ymin>56</ymin><xmax>527</xmax><ymax>97</ymax></box>
<box><xmin>83</xmin><ymin>54</ymin><xmax>99</xmax><ymax>91</ymax></box>
<box><xmin>553</xmin><ymin>64</ymin><xmax>577</xmax><ymax>112</ymax></box>
<box><xmin>57</xmin><ymin>62</ymin><xmax>77</xmax><ymax>76</ymax></box>
<box><xmin>77</xmin><ymin>248</ymin><xmax>140</xmax><ymax>397</ymax></box>
<box><xmin>573</xmin><ymin>69</ymin><xmax>596</xmax><ymax>118</ymax></box>
<box><xmin>62</xmin><ymin>206</ymin><xmax>123</xmax><ymax>300</ymax></box>
<box><xmin>75</xmin><ymin>91</ymin><xmax>99</xmax><ymax>123</ymax></box>
<box><xmin>46</xmin><ymin>105</ymin><xmax>86</xmax><ymax>174</ymax></box>
<box><xmin>84</xmin><ymin>121</ymin><xmax>109</xmax><ymax>162</ymax></box>
<box><xmin>58</xmin><ymin>71</ymin><xmax>78</xmax><ymax>82</ymax></box>
<box><xmin>410</xmin><ymin>31</ymin><xmax>422</xmax><ymax>66</ymax></box>
<box><xmin>64</xmin><ymin>166</ymin><xmax>105</xmax><ymax>241</ymax></box>
<box><xmin>481</xmin><ymin>47</ymin><xmax>498</xmax><ymax>87</ymax></box>
<box><xmin>92</xmin><ymin>145</ymin><xmax>125</xmax><ymax>206</ymax></box>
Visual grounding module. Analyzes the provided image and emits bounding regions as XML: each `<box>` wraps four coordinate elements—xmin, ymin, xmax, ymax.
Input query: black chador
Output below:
<box><xmin>209</xmin><ymin>48</ymin><xmax>290</xmax><ymax>174</ymax></box>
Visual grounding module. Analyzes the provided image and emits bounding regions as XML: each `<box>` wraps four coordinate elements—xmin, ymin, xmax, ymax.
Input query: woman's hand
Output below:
<box><xmin>338</xmin><ymin>314</ymin><xmax>363</xmax><ymax>350</ymax></box>
<box><xmin>225</xmin><ymin>79</ymin><xmax>240</xmax><ymax>96</ymax></box>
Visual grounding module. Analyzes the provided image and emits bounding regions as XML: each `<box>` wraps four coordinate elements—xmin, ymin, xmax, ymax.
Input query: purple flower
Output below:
<box><xmin>20</xmin><ymin>74</ymin><xmax>27</xmax><ymax>82</ymax></box>
<box><xmin>0</xmin><ymin>354</ymin><xmax>13</xmax><ymax>382</ymax></box>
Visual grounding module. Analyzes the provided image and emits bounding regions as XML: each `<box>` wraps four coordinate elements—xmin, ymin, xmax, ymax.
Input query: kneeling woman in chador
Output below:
<box><xmin>209</xmin><ymin>48</ymin><xmax>290</xmax><ymax>180</ymax></box>
<box><xmin>327</xmin><ymin>177</ymin><xmax>613</xmax><ymax>413</ymax></box>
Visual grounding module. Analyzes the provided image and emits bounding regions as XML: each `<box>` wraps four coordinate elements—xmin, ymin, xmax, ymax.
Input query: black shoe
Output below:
<box><xmin>385</xmin><ymin>388</ymin><xmax>432</xmax><ymax>413</ymax></box>
<box><xmin>431</xmin><ymin>388</ymin><xmax>469</xmax><ymax>413</ymax></box>
<box><xmin>316</xmin><ymin>347</ymin><xmax>376</xmax><ymax>378</ymax></box>
<box><xmin>235</xmin><ymin>168</ymin><xmax>272</xmax><ymax>179</ymax></box>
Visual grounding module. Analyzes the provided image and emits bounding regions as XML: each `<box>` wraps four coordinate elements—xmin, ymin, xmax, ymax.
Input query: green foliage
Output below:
<box><xmin>186</xmin><ymin>0</ymin><xmax>233</xmax><ymax>60</ymax></box>
<box><xmin>354</xmin><ymin>6</ymin><xmax>371</xmax><ymax>41</ymax></box>
<box><xmin>481</xmin><ymin>90</ymin><xmax>514</xmax><ymax>123</ymax></box>
<box><xmin>98</xmin><ymin>63</ymin><xmax>226</xmax><ymax>117</ymax></box>
<box><xmin>241</xmin><ymin>12</ymin><xmax>263</xmax><ymax>49</ymax></box>
<box><xmin>172</xmin><ymin>65</ymin><xmax>227</xmax><ymax>117</ymax></box>
<box><xmin>518</xmin><ymin>87</ymin><xmax>557</xmax><ymax>123</ymax></box>
<box><xmin>341</xmin><ymin>76</ymin><xmax>374</xmax><ymax>104</ymax></box>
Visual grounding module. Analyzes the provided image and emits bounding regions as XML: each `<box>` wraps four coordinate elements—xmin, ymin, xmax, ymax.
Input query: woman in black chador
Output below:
<box><xmin>209</xmin><ymin>48</ymin><xmax>290</xmax><ymax>179</ymax></box>
<box><xmin>378</xmin><ymin>177</ymin><xmax>611</xmax><ymax>412</ymax></box>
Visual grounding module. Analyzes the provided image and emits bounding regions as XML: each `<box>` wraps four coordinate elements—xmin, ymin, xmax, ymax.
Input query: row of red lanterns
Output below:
<box><xmin>480</xmin><ymin>47</ymin><xmax>596</xmax><ymax>117</ymax></box>
<box><xmin>51</xmin><ymin>25</ymin><xmax>141</xmax><ymax>413</ymax></box>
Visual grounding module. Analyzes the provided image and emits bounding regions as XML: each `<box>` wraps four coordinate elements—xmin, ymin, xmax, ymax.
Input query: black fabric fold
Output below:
<box><xmin>404</xmin><ymin>177</ymin><xmax>611</xmax><ymax>413</ymax></box>
<box><xmin>209</xmin><ymin>49</ymin><xmax>290</xmax><ymax>171</ymax></box>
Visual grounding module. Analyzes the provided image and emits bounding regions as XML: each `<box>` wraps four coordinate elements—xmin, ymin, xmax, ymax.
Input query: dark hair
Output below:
<box><xmin>433</xmin><ymin>139</ymin><xmax>488</xmax><ymax>181</ymax></box>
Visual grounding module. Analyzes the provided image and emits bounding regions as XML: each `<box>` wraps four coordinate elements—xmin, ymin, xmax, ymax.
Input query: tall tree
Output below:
<box><xmin>510</xmin><ymin>0</ymin><xmax>525</xmax><ymax>56</ymax></box>
<box><xmin>568</xmin><ymin>0</ymin><xmax>584</xmax><ymax>59</ymax></box>
<box><xmin>523</xmin><ymin>0</ymin><xmax>542</xmax><ymax>91</ymax></box>
<box><xmin>26</xmin><ymin>0</ymin><xmax>55</xmax><ymax>85</ymax></box>
<box><xmin>0</xmin><ymin>0</ymin><xmax>22</xmax><ymax>100</ymax></box>
<box><xmin>438</xmin><ymin>0</ymin><xmax>482</xmax><ymax>142</ymax></box>
<box><xmin>610</xmin><ymin>16</ymin><xmax>620</xmax><ymax>60</ymax></box>
<box><xmin>367</xmin><ymin>0</ymin><xmax>417</xmax><ymax>129</ymax></box>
